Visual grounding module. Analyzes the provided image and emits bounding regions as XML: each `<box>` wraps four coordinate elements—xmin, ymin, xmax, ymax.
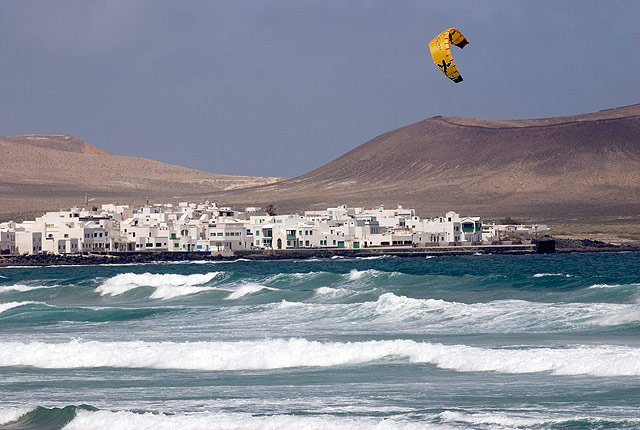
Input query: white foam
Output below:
<box><xmin>533</xmin><ymin>273</ymin><xmax>571</xmax><ymax>278</ymax></box>
<box><xmin>356</xmin><ymin>255</ymin><xmax>391</xmax><ymax>260</ymax></box>
<box><xmin>363</xmin><ymin>293</ymin><xmax>640</xmax><ymax>330</ymax></box>
<box><xmin>439</xmin><ymin>410</ymin><xmax>640</xmax><ymax>428</ymax></box>
<box><xmin>96</xmin><ymin>272</ymin><xmax>222</xmax><ymax>298</ymax></box>
<box><xmin>593</xmin><ymin>306</ymin><xmax>640</xmax><ymax>326</ymax></box>
<box><xmin>0</xmin><ymin>301</ymin><xmax>39</xmax><ymax>314</ymax></box>
<box><xmin>0</xmin><ymin>407</ymin><xmax>31</xmax><ymax>426</ymax></box>
<box><xmin>440</xmin><ymin>410</ymin><xmax>550</xmax><ymax>427</ymax></box>
<box><xmin>149</xmin><ymin>285</ymin><xmax>217</xmax><ymax>300</ymax></box>
<box><xmin>225</xmin><ymin>283</ymin><xmax>277</xmax><ymax>300</ymax></box>
<box><xmin>0</xmin><ymin>283</ymin><xmax>56</xmax><ymax>293</ymax></box>
<box><xmin>314</xmin><ymin>286</ymin><xmax>350</xmax><ymax>299</ymax></box>
<box><xmin>64</xmin><ymin>409</ymin><xmax>445</xmax><ymax>430</ymax></box>
<box><xmin>347</xmin><ymin>269</ymin><xmax>390</xmax><ymax>281</ymax></box>
<box><xmin>276</xmin><ymin>300</ymin><xmax>302</xmax><ymax>309</ymax></box>
<box><xmin>3</xmin><ymin>338</ymin><xmax>640</xmax><ymax>376</ymax></box>
<box><xmin>589</xmin><ymin>283</ymin><xmax>622</xmax><ymax>289</ymax></box>
<box><xmin>264</xmin><ymin>272</ymin><xmax>322</xmax><ymax>284</ymax></box>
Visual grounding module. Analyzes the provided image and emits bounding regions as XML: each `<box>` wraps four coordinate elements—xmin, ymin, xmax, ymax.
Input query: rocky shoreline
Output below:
<box><xmin>1</xmin><ymin>238</ymin><xmax>638</xmax><ymax>267</ymax></box>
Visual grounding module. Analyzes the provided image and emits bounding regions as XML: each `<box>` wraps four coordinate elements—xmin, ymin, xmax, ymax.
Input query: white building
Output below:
<box><xmin>1</xmin><ymin>202</ymin><xmax>500</xmax><ymax>255</ymax></box>
<box><xmin>0</xmin><ymin>228</ymin><xmax>16</xmax><ymax>254</ymax></box>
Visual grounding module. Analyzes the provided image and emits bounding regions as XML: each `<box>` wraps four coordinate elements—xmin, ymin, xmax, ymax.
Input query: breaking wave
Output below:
<box><xmin>2</xmin><ymin>338</ymin><xmax>640</xmax><ymax>376</ymax></box>
<box><xmin>0</xmin><ymin>301</ymin><xmax>39</xmax><ymax>314</ymax></box>
<box><xmin>225</xmin><ymin>283</ymin><xmax>278</xmax><ymax>300</ymax></box>
<box><xmin>25</xmin><ymin>407</ymin><xmax>444</xmax><ymax>430</ymax></box>
<box><xmin>0</xmin><ymin>283</ymin><xmax>57</xmax><ymax>293</ymax></box>
<box><xmin>96</xmin><ymin>272</ymin><xmax>223</xmax><ymax>299</ymax></box>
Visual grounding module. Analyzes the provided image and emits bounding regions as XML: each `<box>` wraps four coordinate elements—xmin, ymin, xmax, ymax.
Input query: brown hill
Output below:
<box><xmin>0</xmin><ymin>134</ymin><xmax>111</xmax><ymax>155</ymax></box>
<box><xmin>0</xmin><ymin>135</ymin><xmax>280</xmax><ymax>221</ymax></box>
<box><xmin>206</xmin><ymin>104</ymin><xmax>640</xmax><ymax>224</ymax></box>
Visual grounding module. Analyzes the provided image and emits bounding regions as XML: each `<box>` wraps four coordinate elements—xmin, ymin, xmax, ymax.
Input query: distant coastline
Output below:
<box><xmin>1</xmin><ymin>239</ymin><xmax>638</xmax><ymax>267</ymax></box>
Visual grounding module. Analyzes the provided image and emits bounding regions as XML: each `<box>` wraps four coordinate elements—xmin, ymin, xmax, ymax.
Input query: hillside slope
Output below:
<box><xmin>0</xmin><ymin>135</ymin><xmax>280</xmax><ymax>220</ymax></box>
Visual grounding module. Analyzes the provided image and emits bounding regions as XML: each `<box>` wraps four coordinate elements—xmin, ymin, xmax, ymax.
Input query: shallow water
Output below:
<box><xmin>1</xmin><ymin>252</ymin><xmax>639</xmax><ymax>429</ymax></box>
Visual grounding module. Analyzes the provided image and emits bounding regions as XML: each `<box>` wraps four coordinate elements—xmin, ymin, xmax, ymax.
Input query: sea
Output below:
<box><xmin>1</xmin><ymin>252</ymin><xmax>639</xmax><ymax>429</ymax></box>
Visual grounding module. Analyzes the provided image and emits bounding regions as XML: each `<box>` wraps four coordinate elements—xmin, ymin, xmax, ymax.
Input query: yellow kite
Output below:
<box><xmin>429</xmin><ymin>28</ymin><xmax>469</xmax><ymax>83</ymax></box>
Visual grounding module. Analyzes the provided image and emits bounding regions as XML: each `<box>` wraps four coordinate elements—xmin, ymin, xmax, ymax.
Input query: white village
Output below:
<box><xmin>0</xmin><ymin>202</ymin><xmax>548</xmax><ymax>255</ymax></box>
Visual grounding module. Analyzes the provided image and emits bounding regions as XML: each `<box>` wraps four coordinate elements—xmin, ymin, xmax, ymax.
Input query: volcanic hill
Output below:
<box><xmin>208</xmin><ymin>104</ymin><xmax>640</xmax><ymax>223</ymax></box>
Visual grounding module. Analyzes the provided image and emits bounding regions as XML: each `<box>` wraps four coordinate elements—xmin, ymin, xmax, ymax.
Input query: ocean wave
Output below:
<box><xmin>62</xmin><ymin>409</ymin><xmax>444</xmax><ymax>430</ymax></box>
<box><xmin>589</xmin><ymin>283</ymin><xmax>628</xmax><ymax>289</ymax></box>
<box><xmin>0</xmin><ymin>283</ymin><xmax>58</xmax><ymax>293</ymax></box>
<box><xmin>0</xmin><ymin>303</ymin><xmax>170</xmax><ymax>325</ymax></box>
<box><xmin>0</xmin><ymin>407</ymin><xmax>33</xmax><ymax>426</ymax></box>
<box><xmin>346</xmin><ymin>269</ymin><xmax>399</xmax><ymax>281</ymax></box>
<box><xmin>0</xmin><ymin>301</ymin><xmax>40</xmax><ymax>314</ymax></box>
<box><xmin>363</xmin><ymin>293</ymin><xmax>640</xmax><ymax>330</ymax></box>
<box><xmin>356</xmin><ymin>255</ymin><xmax>393</xmax><ymax>260</ymax></box>
<box><xmin>225</xmin><ymin>283</ymin><xmax>278</xmax><ymax>300</ymax></box>
<box><xmin>314</xmin><ymin>286</ymin><xmax>351</xmax><ymax>299</ymax></box>
<box><xmin>263</xmin><ymin>271</ymin><xmax>325</xmax><ymax>285</ymax></box>
<box><xmin>2</xmin><ymin>338</ymin><xmax>640</xmax><ymax>376</ymax></box>
<box><xmin>312</xmin><ymin>286</ymin><xmax>380</xmax><ymax>302</ymax></box>
<box><xmin>439</xmin><ymin>410</ymin><xmax>640</xmax><ymax>428</ymax></box>
<box><xmin>96</xmin><ymin>272</ymin><xmax>223</xmax><ymax>299</ymax></box>
<box><xmin>533</xmin><ymin>273</ymin><xmax>571</xmax><ymax>278</ymax></box>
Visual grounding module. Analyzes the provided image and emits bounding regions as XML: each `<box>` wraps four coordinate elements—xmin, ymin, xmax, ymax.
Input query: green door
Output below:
<box><xmin>353</xmin><ymin>242</ymin><xmax>359</xmax><ymax>249</ymax></box>
<box><xmin>337</xmin><ymin>241</ymin><xmax>345</xmax><ymax>249</ymax></box>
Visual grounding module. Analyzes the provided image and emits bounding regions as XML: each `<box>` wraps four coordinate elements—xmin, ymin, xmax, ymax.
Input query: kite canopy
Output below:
<box><xmin>429</xmin><ymin>28</ymin><xmax>468</xmax><ymax>83</ymax></box>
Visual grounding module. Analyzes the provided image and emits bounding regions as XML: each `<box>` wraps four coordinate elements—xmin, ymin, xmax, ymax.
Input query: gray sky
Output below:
<box><xmin>1</xmin><ymin>1</ymin><xmax>639</xmax><ymax>177</ymax></box>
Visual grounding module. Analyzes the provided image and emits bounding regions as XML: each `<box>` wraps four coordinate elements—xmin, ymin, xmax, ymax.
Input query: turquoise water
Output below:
<box><xmin>1</xmin><ymin>252</ymin><xmax>639</xmax><ymax>429</ymax></box>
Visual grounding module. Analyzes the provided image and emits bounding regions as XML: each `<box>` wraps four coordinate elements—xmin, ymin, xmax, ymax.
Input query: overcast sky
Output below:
<box><xmin>1</xmin><ymin>1</ymin><xmax>639</xmax><ymax>177</ymax></box>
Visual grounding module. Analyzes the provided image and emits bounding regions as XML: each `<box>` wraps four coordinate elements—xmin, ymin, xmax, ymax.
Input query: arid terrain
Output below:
<box><xmin>2</xmin><ymin>105</ymin><xmax>639</xmax><ymax>237</ymax></box>
<box><xmin>0</xmin><ymin>134</ymin><xmax>280</xmax><ymax>221</ymax></box>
